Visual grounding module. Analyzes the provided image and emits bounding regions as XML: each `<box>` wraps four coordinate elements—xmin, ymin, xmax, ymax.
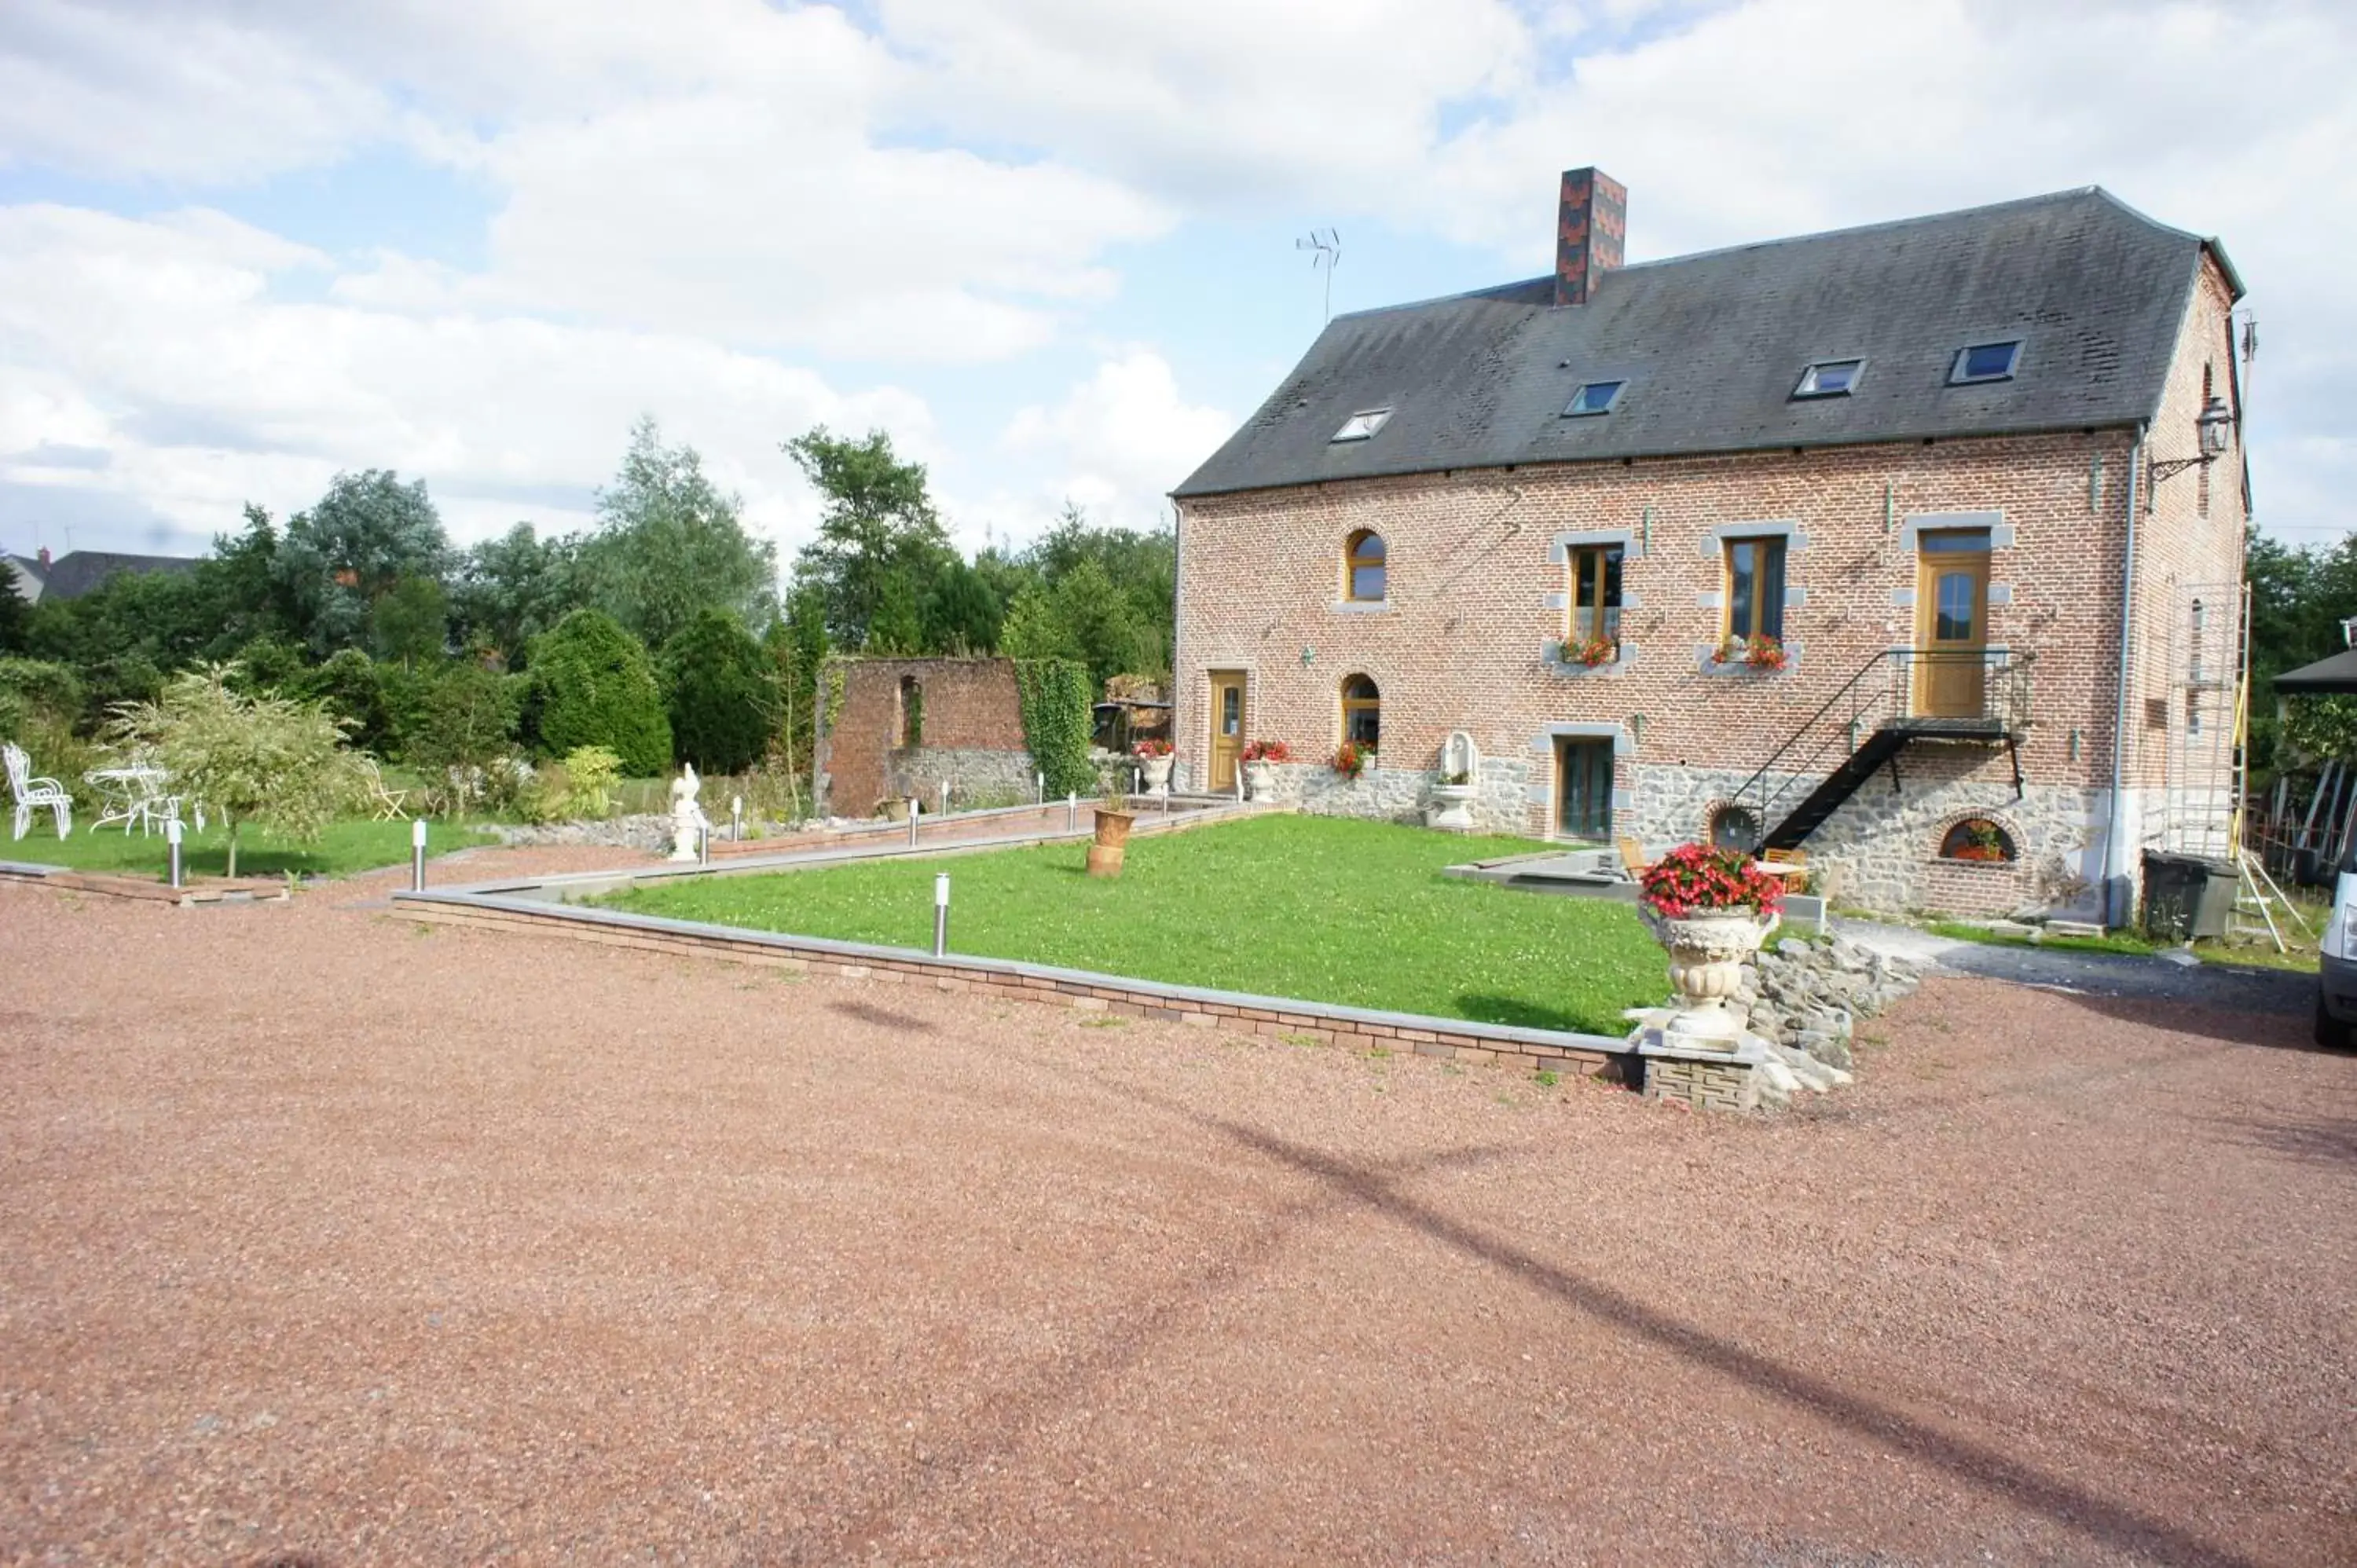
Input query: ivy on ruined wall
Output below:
<box><xmin>1014</xmin><ymin>658</ymin><xmax>1094</xmax><ymax>799</ymax></box>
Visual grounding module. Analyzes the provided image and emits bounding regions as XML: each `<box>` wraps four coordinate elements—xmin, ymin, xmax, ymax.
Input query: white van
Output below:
<box><xmin>2316</xmin><ymin>863</ymin><xmax>2357</xmax><ymax>1047</ymax></box>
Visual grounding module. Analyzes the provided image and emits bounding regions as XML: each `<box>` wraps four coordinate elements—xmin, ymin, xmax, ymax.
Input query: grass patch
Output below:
<box><xmin>1922</xmin><ymin>921</ymin><xmax>2161</xmax><ymax>958</ymax></box>
<box><xmin>1923</xmin><ymin>918</ymin><xmax>2321</xmax><ymax>973</ymax></box>
<box><xmin>3</xmin><ymin>817</ymin><xmax>496</xmax><ymax>880</ymax></box>
<box><xmin>597</xmin><ymin>815</ymin><xmax>1666</xmax><ymax>1035</ymax></box>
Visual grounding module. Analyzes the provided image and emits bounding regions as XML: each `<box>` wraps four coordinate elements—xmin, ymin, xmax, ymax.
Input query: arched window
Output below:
<box><xmin>1707</xmin><ymin>804</ymin><xmax>1761</xmax><ymax>852</ymax></box>
<box><xmin>1345</xmin><ymin>531</ymin><xmax>1387</xmax><ymax>602</ymax></box>
<box><xmin>1340</xmin><ymin>675</ymin><xmax>1380</xmax><ymax>748</ymax></box>
<box><xmin>899</xmin><ymin>674</ymin><xmax>924</xmax><ymax>747</ymax></box>
<box><xmin>1938</xmin><ymin>817</ymin><xmax>2016</xmax><ymax>863</ymax></box>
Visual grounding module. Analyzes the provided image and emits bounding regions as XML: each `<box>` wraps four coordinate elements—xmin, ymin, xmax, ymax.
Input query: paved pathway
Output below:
<box><xmin>1831</xmin><ymin>916</ymin><xmax>2315</xmax><ymax>1015</ymax></box>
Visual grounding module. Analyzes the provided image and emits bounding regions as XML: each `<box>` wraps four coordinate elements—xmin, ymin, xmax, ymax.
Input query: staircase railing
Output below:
<box><xmin>1730</xmin><ymin>647</ymin><xmax>2034</xmax><ymax>846</ymax></box>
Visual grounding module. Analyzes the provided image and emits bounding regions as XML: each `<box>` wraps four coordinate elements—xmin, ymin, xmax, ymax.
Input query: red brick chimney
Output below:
<box><xmin>36</xmin><ymin>546</ymin><xmax>50</xmax><ymax>567</ymax></box>
<box><xmin>1553</xmin><ymin>167</ymin><xmax>1626</xmax><ymax>307</ymax></box>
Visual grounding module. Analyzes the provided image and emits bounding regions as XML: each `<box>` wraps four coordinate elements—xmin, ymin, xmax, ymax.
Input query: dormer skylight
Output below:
<box><xmin>1793</xmin><ymin>359</ymin><xmax>1863</xmax><ymax>398</ymax></box>
<box><xmin>1949</xmin><ymin>340</ymin><xmax>2022</xmax><ymax>384</ymax></box>
<box><xmin>1331</xmin><ymin>408</ymin><xmax>1393</xmax><ymax>442</ymax></box>
<box><xmin>1562</xmin><ymin>379</ymin><xmax>1626</xmax><ymax>417</ymax></box>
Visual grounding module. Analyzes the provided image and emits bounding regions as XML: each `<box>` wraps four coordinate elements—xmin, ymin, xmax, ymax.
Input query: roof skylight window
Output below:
<box><xmin>1949</xmin><ymin>340</ymin><xmax>2022</xmax><ymax>384</ymax></box>
<box><xmin>1331</xmin><ymin>408</ymin><xmax>1393</xmax><ymax>442</ymax></box>
<box><xmin>1562</xmin><ymin>380</ymin><xmax>1626</xmax><ymax>417</ymax></box>
<box><xmin>1793</xmin><ymin>359</ymin><xmax>1863</xmax><ymax>398</ymax></box>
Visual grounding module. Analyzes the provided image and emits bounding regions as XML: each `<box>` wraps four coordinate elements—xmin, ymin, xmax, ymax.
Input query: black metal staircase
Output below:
<box><xmin>1733</xmin><ymin>649</ymin><xmax>2034</xmax><ymax>853</ymax></box>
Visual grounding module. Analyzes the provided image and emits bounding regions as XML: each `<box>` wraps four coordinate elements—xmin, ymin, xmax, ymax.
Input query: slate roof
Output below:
<box><xmin>1174</xmin><ymin>189</ymin><xmax>2236</xmax><ymax>500</ymax></box>
<box><xmin>29</xmin><ymin>550</ymin><xmax>201</xmax><ymax>601</ymax></box>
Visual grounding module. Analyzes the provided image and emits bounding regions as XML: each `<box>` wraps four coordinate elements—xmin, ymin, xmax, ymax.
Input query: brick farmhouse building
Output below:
<box><xmin>1170</xmin><ymin>172</ymin><xmax>2249</xmax><ymax>923</ymax></box>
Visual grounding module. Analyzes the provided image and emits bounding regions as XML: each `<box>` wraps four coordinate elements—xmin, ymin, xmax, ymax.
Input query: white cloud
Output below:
<box><xmin>0</xmin><ymin>203</ymin><xmax>934</xmax><ymax>552</ymax></box>
<box><xmin>1000</xmin><ymin>350</ymin><xmax>1230</xmax><ymax>533</ymax></box>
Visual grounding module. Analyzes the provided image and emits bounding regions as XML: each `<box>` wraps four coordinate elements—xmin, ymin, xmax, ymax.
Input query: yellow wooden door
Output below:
<box><xmin>1208</xmin><ymin>672</ymin><xmax>1245</xmax><ymax>790</ymax></box>
<box><xmin>1914</xmin><ymin>533</ymin><xmax>1992</xmax><ymax>717</ymax></box>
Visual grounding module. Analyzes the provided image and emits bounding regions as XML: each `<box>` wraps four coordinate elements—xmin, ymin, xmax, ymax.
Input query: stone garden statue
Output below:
<box><xmin>669</xmin><ymin>764</ymin><xmax>706</xmax><ymax>862</ymax></box>
<box><xmin>1427</xmin><ymin>731</ymin><xmax>1481</xmax><ymax>833</ymax></box>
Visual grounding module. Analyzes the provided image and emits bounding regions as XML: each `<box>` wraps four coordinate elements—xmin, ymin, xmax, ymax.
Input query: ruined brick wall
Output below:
<box><xmin>816</xmin><ymin>658</ymin><xmax>1030</xmax><ymax>817</ymax></box>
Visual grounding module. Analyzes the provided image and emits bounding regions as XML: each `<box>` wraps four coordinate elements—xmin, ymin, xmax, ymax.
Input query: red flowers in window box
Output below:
<box><xmin>1637</xmin><ymin>841</ymin><xmax>1787</xmax><ymax>920</ymax></box>
<box><xmin>1241</xmin><ymin>739</ymin><xmax>1291</xmax><ymax>764</ymax></box>
<box><xmin>1711</xmin><ymin>635</ymin><xmax>1787</xmax><ymax>670</ymax></box>
<box><xmin>1332</xmin><ymin>740</ymin><xmax>1375</xmax><ymax>779</ymax></box>
<box><xmin>1569</xmin><ymin>634</ymin><xmax>1619</xmax><ymax>667</ymax></box>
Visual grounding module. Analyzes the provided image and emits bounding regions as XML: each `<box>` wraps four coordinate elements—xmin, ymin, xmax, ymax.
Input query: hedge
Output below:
<box><xmin>528</xmin><ymin>609</ymin><xmax>673</xmax><ymax>776</ymax></box>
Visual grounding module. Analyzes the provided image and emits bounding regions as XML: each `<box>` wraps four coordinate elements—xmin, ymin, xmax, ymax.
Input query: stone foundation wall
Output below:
<box><xmin>1629</xmin><ymin>750</ymin><xmax>2113</xmax><ymax>922</ymax></box>
<box><xmin>1236</xmin><ymin>756</ymin><xmax>1534</xmax><ymax>836</ymax></box>
<box><xmin>885</xmin><ymin>746</ymin><xmax>1038</xmax><ymax>811</ymax></box>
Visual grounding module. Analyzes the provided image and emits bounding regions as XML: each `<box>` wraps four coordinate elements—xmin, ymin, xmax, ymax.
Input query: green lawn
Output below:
<box><xmin>3</xmin><ymin>817</ymin><xmax>495</xmax><ymax>880</ymax></box>
<box><xmin>597</xmin><ymin>815</ymin><xmax>1667</xmax><ymax>1035</ymax></box>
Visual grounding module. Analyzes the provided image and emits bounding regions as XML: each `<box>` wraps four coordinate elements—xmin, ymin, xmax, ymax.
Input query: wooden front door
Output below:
<box><xmin>1208</xmin><ymin>672</ymin><xmax>1245</xmax><ymax>790</ymax></box>
<box><xmin>1914</xmin><ymin>530</ymin><xmax>1992</xmax><ymax>718</ymax></box>
<box><xmin>1556</xmin><ymin>738</ymin><xmax>1613</xmax><ymax>840</ymax></box>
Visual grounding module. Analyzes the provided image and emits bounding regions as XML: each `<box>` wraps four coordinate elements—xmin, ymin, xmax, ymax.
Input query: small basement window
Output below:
<box><xmin>1793</xmin><ymin>359</ymin><xmax>1862</xmax><ymax>398</ymax></box>
<box><xmin>1331</xmin><ymin>408</ymin><xmax>1393</xmax><ymax>442</ymax></box>
<box><xmin>1340</xmin><ymin>674</ymin><xmax>1380</xmax><ymax>748</ymax></box>
<box><xmin>1562</xmin><ymin>379</ymin><xmax>1626</xmax><ymax>417</ymax></box>
<box><xmin>1938</xmin><ymin>817</ymin><xmax>2017</xmax><ymax>863</ymax></box>
<box><xmin>1949</xmin><ymin>341</ymin><xmax>2022</xmax><ymax>384</ymax></box>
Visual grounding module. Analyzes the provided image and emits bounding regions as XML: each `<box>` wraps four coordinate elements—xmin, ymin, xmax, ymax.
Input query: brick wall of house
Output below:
<box><xmin>816</xmin><ymin>658</ymin><xmax>1030</xmax><ymax>817</ymax></box>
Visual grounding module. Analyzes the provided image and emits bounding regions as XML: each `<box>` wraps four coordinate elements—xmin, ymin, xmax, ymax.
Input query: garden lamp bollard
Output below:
<box><xmin>1036</xmin><ymin>771</ymin><xmax>1045</xmax><ymax>804</ymax></box>
<box><xmin>907</xmin><ymin>797</ymin><xmax>921</xmax><ymax>847</ymax></box>
<box><xmin>731</xmin><ymin>795</ymin><xmax>742</xmax><ymax>843</ymax></box>
<box><xmin>939</xmin><ymin>780</ymin><xmax>950</xmax><ymax>817</ymax></box>
<box><xmin>933</xmin><ymin>872</ymin><xmax>950</xmax><ymax>957</ymax></box>
<box><xmin>1067</xmin><ymin>791</ymin><xmax>1078</xmax><ymax>832</ymax></box>
<box><xmin>410</xmin><ymin>817</ymin><xmax>427</xmax><ymax>892</ymax></box>
<box><xmin>698</xmin><ymin>819</ymin><xmax>711</xmax><ymax>866</ymax></box>
<box><xmin>166</xmin><ymin>816</ymin><xmax>184</xmax><ymax>890</ymax></box>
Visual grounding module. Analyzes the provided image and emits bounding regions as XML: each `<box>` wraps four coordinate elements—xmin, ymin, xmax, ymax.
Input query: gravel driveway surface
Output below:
<box><xmin>3</xmin><ymin>847</ymin><xmax>2353</xmax><ymax>1565</ymax></box>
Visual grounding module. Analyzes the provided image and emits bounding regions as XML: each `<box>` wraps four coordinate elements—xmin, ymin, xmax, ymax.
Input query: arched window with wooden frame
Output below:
<box><xmin>1344</xmin><ymin>530</ymin><xmax>1387</xmax><ymax>603</ymax></box>
<box><xmin>1340</xmin><ymin>674</ymin><xmax>1380</xmax><ymax>748</ymax></box>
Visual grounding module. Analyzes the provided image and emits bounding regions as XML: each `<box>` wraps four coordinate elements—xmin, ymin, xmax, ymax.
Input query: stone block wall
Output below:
<box><xmin>1223</xmin><ymin>755</ymin><xmax>1534</xmax><ymax>836</ymax></box>
<box><xmin>817</xmin><ymin>658</ymin><xmax>1030</xmax><ymax>817</ymax></box>
<box><xmin>1643</xmin><ymin>1056</ymin><xmax>1754</xmax><ymax>1113</ymax></box>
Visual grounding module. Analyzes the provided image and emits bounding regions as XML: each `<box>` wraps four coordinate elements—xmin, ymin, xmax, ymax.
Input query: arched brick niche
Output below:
<box><xmin>1702</xmin><ymin>800</ymin><xmax>1761</xmax><ymax>852</ymax></box>
<box><xmin>1921</xmin><ymin>810</ymin><xmax>2031</xmax><ymax>917</ymax></box>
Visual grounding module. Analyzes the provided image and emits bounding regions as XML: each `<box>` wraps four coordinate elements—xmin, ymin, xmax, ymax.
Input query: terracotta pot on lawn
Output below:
<box><xmin>1088</xmin><ymin>807</ymin><xmax>1135</xmax><ymax>878</ymax></box>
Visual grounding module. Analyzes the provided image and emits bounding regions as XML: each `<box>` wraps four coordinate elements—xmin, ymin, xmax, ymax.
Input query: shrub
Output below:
<box><xmin>526</xmin><ymin>745</ymin><xmax>622</xmax><ymax>823</ymax></box>
<box><xmin>526</xmin><ymin>609</ymin><xmax>671</xmax><ymax>776</ymax></box>
<box><xmin>306</xmin><ymin>648</ymin><xmax>390</xmax><ymax>753</ymax></box>
<box><xmin>1012</xmin><ymin>657</ymin><xmax>1094</xmax><ymax>798</ymax></box>
<box><xmin>405</xmin><ymin>659</ymin><xmax>522</xmax><ymax>815</ymax></box>
<box><xmin>0</xmin><ymin>658</ymin><xmax>85</xmax><ymax>727</ymax></box>
<box><xmin>660</xmin><ymin>608</ymin><xmax>771</xmax><ymax>774</ymax></box>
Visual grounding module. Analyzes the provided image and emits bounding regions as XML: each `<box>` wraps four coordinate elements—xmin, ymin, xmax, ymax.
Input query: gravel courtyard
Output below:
<box><xmin>2</xmin><ymin>848</ymin><xmax>2352</xmax><ymax>1564</ymax></box>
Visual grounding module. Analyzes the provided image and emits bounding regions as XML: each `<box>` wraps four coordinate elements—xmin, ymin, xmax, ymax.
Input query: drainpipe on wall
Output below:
<box><xmin>1169</xmin><ymin>499</ymin><xmax>1188</xmax><ymax>789</ymax></box>
<box><xmin>2102</xmin><ymin>427</ymin><xmax>2146</xmax><ymax>928</ymax></box>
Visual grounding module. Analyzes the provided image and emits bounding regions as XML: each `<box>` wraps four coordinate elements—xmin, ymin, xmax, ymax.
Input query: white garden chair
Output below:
<box><xmin>5</xmin><ymin>741</ymin><xmax>74</xmax><ymax>841</ymax></box>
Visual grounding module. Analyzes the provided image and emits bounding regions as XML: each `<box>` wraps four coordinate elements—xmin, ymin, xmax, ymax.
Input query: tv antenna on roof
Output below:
<box><xmin>1296</xmin><ymin>228</ymin><xmax>1341</xmax><ymax>321</ymax></box>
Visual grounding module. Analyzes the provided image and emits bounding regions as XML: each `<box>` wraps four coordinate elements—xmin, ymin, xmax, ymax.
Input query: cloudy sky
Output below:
<box><xmin>0</xmin><ymin>0</ymin><xmax>2348</xmax><ymax>566</ymax></box>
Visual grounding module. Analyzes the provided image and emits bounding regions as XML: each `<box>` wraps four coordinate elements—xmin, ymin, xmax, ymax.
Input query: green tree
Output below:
<box><xmin>763</xmin><ymin>584</ymin><xmax>830</xmax><ymax>779</ymax></box>
<box><xmin>526</xmin><ymin>608</ymin><xmax>672</xmax><ymax>776</ymax></box>
<box><xmin>405</xmin><ymin>658</ymin><xmax>523</xmax><ymax>815</ymax></box>
<box><xmin>0</xmin><ymin>558</ymin><xmax>28</xmax><ymax>654</ymax></box>
<box><xmin>660</xmin><ymin>608</ymin><xmax>772</xmax><ymax>774</ymax></box>
<box><xmin>574</xmin><ymin>418</ymin><xmax>778</xmax><ymax>649</ymax></box>
<box><xmin>866</xmin><ymin>568</ymin><xmax>926</xmax><ymax>655</ymax></box>
<box><xmin>784</xmin><ymin>425</ymin><xmax>953</xmax><ymax>649</ymax></box>
<box><xmin>452</xmin><ymin>522</ymin><xmax>578</xmax><ymax>667</ymax></box>
<box><xmin>274</xmin><ymin>470</ymin><xmax>453</xmax><ymax>654</ymax></box>
<box><xmin>306</xmin><ymin>648</ymin><xmax>392</xmax><ymax>755</ymax></box>
<box><xmin>921</xmin><ymin>556</ymin><xmax>1002</xmax><ymax>654</ymax></box>
<box><xmin>105</xmin><ymin>663</ymin><xmax>364</xmax><ymax>878</ymax></box>
<box><xmin>371</xmin><ymin>574</ymin><xmax>449</xmax><ymax>668</ymax></box>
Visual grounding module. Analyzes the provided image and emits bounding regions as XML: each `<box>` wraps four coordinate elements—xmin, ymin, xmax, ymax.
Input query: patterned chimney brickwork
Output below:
<box><xmin>1554</xmin><ymin>167</ymin><xmax>1628</xmax><ymax>307</ymax></box>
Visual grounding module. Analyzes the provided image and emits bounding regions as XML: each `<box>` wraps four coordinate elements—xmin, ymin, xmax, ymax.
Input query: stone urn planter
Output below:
<box><xmin>1633</xmin><ymin>842</ymin><xmax>1791</xmax><ymax>1053</ymax></box>
<box><xmin>1138</xmin><ymin>754</ymin><xmax>1175</xmax><ymax>793</ymax></box>
<box><xmin>1640</xmin><ymin>907</ymin><xmax>1780</xmax><ymax>1051</ymax></box>
<box><xmin>1242</xmin><ymin>760</ymin><xmax>1277</xmax><ymax>800</ymax></box>
<box><xmin>1087</xmin><ymin>805</ymin><xmax>1135</xmax><ymax>877</ymax></box>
